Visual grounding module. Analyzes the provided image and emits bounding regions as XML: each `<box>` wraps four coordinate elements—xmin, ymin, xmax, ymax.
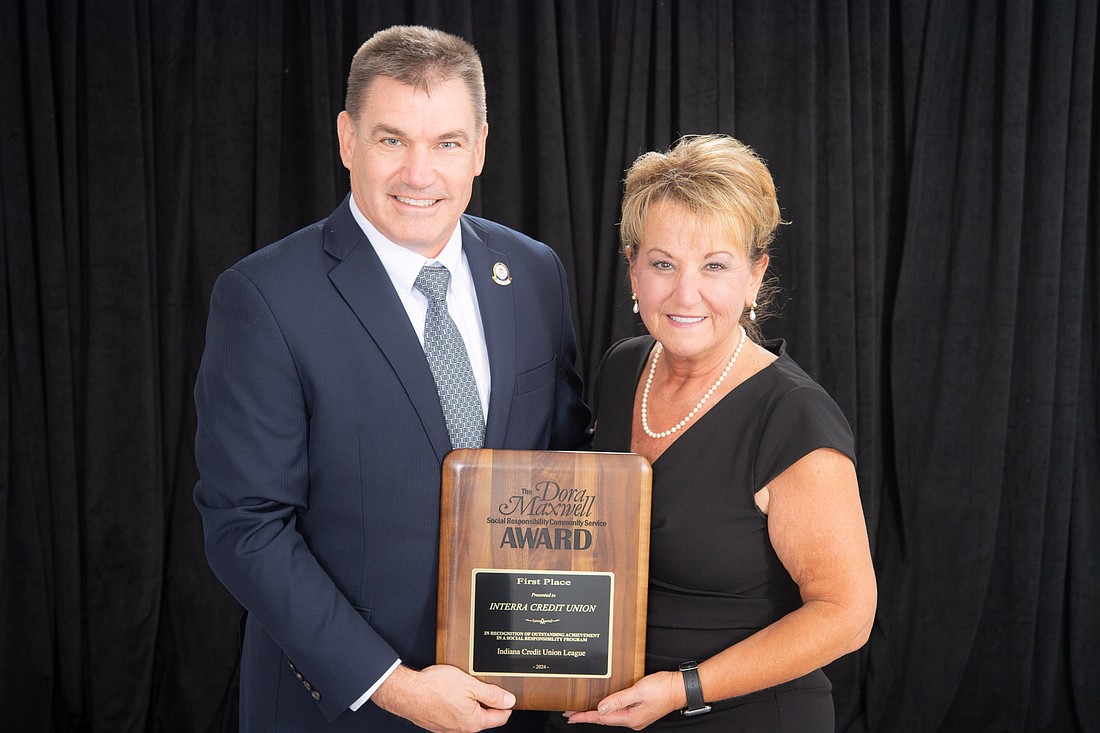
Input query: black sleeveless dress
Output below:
<box><xmin>551</xmin><ymin>336</ymin><xmax>855</xmax><ymax>732</ymax></box>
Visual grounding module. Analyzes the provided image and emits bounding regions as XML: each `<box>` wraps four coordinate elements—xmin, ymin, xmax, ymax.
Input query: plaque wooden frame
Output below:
<box><xmin>437</xmin><ymin>449</ymin><xmax>652</xmax><ymax>711</ymax></box>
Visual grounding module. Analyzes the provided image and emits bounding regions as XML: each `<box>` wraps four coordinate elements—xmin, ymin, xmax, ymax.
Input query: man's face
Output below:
<box><xmin>338</xmin><ymin>75</ymin><xmax>488</xmax><ymax>258</ymax></box>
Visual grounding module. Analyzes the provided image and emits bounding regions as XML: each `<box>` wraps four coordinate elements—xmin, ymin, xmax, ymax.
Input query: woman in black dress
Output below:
<box><xmin>559</xmin><ymin>135</ymin><xmax>876</xmax><ymax>731</ymax></box>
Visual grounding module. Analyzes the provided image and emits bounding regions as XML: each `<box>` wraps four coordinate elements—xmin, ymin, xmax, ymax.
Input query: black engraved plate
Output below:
<box><xmin>470</xmin><ymin>569</ymin><xmax>613</xmax><ymax>677</ymax></box>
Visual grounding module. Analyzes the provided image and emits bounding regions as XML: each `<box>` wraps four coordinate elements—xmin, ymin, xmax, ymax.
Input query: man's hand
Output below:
<box><xmin>371</xmin><ymin>664</ymin><xmax>515</xmax><ymax>733</ymax></box>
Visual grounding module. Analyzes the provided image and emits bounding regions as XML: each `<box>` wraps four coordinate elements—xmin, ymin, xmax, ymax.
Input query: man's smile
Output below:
<box><xmin>393</xmin><ymin>194</ymin><xmax>440</xmax><ymax>207</ymax></box>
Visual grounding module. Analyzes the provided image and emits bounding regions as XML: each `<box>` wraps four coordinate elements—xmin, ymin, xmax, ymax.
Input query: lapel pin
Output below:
<box><xmin>492</xmin><ymin>262</ymin><xmax>512</xmax><ymax>286</ymax></box>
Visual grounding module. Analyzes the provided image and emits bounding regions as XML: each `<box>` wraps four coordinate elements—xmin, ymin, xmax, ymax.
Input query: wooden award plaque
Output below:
<box><xmin>437</xmin><ymin>449</ymin><xmax>652</xmax><ymax>711</ymax></box>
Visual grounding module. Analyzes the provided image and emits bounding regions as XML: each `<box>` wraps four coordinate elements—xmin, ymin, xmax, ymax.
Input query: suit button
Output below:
<box><xmin>302</xmin><ymin>680</ymin><xmax>313</xmax><ymax>691</ymax></box>
<box><xmin>311</xmin><ymin>690</ymin><xmax>322</xmax><ymax>701</ymax></box>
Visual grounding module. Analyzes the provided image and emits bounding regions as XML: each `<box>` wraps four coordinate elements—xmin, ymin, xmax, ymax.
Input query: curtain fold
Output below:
<box><xmin>2</xmin><ymin>1</ymin><xmax>1096</xmax><ymax>730</ymax></box>
<box><xmin>872</xmin><ymin>1</ymin><xmax>1098</xmax><ymax>730</ymax></box>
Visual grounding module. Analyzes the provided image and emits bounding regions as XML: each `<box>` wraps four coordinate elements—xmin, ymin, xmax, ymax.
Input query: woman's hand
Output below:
<box><xmin>562</xmin><ymin>670</ymin><xmax>683</xmax><ymax>729</ymax></box>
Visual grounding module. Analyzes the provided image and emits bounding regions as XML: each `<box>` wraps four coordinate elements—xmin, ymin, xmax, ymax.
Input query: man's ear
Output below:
<box><xmin>473</xmin><ymin>122</ymin><xmax>488</xmax><ymax>177</ymax></box>
<box><xmin>337</xmin><ymin>111</ymin><xmax>356</xmax><ymax>170</ymax></box>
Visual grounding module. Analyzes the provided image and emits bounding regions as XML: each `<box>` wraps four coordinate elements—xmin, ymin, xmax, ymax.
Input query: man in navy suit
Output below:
<box><xmin>194</xmin><ymin>25</ymin><xmax>590</xmax><ymax>731</ymax></box>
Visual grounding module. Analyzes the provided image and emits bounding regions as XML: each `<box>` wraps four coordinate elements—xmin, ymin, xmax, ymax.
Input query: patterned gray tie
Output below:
<box><xmin>414</xmin><ymin>264</ymin><xmax>486</xmax><ymax>449</ymax></box>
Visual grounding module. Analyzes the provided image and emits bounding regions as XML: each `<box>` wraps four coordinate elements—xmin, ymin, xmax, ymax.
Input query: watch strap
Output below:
<box><xmin>678</xmin><ymin>660</ymin><xmax>712</xmax><ymax>716</ymax></box>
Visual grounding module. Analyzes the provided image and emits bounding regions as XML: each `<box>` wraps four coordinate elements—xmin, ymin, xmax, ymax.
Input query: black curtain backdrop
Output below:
<box><xmin>2</xmin><ymin>1</ymin><xmax>1097</xmax><ymax>731</ymax></box>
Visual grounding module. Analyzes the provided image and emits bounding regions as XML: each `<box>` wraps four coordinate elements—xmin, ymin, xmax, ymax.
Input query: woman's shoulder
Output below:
<box><xmin>592</xmin><ymin>335</ymin><xmax>653</xmax><ymax>402</ymax></box>
<box><xmin>757</xmin><ymin>339</ymin><xmax>832</xmax><ymax>396</ymax></box>
<box><xmin>600</xmin><ymin>334</ymin><xmax>655</xmax><ymax>370</ymax></box>
<box><xmin>590</xmin><ymin>335</ymin><xmax>653</xmax><ymax>443</ymax></box>
<box><xmin>752</xmin><ymin>339</ymin><xmax>855</xmax><ymax>463</ymax></box>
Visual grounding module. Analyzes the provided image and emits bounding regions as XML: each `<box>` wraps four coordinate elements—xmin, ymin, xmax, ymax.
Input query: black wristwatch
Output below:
<box><xmin>678</xmin><ymin>660</ymin><xmax>712</xmax><ymax>716</ymax></box>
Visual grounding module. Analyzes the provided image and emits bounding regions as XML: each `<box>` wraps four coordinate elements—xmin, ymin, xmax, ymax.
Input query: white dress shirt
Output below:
<box><xmin>348</xmin><ymin>197</ymin><xmax>491</xmax><ymax>418</ymax></box>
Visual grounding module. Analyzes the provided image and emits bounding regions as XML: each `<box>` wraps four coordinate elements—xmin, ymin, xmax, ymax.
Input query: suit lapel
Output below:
<box><xmin>462</xmin><ymin>218</ymin><xmax>516</xmax><ymax>448</ymax></box>
<box><xmin>324</xmin><ymin>199</ymin><xmax>453</xmax><ymax>462</ymax></box>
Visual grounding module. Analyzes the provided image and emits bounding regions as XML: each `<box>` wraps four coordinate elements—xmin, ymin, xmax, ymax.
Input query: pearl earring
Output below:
<box><xmin>632</xmin><ymin>293</ymin><xmax>639</xmax><ymax>314</ymax></box>
<box><xmin>749</xmin><ymin>300</ymin><xmax>758</xmax><ymax>322</ymax></box>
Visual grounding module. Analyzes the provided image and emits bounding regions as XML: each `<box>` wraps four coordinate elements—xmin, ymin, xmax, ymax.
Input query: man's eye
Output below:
<box><xmin>440</xmin><ymin>141</ymin><xmax>458</xmax><ymax>150</ymax></box>
<box><xmin>381</xmin><ymin>138</ymin><xmax>401</xmax><ymax>146</ymax></box>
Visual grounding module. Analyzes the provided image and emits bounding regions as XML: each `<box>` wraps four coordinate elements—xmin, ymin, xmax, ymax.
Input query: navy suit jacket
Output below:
<box><xmin>194</xmin><ymin>197</ymin><xmax>590</xmax><ymax>731</ymax></box>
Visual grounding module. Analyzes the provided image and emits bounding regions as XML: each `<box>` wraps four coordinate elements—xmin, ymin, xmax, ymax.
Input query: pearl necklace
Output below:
<box><xmin>641</xmin><ymin>326</ymin><xmax>747</xmax><ymax>439</ymax></box>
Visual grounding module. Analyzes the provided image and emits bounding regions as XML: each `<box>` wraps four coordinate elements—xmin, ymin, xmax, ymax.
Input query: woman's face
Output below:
<box><xmin>630</xmin><ymin>200</ymin><xmax>767</xmax><ymax>367</ymax></box>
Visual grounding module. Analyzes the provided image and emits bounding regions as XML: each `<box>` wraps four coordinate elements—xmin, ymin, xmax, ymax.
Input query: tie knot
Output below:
<box><xmin>414</xmin><ymin>264</ymin><xmax>451</xmax><ymax>303</ymax></box>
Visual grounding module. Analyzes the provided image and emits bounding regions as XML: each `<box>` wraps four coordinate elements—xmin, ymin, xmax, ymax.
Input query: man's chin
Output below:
<box><xmin>387</xmin><ymin>223</ymin><xmax>454</xmax><ymax>256</ymax></box>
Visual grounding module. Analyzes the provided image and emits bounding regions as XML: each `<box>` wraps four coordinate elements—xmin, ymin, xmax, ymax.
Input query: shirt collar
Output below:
<box><xmin>348</xmin><ymin>196</ymin><xmax>464</xmax><ymax>294</ymax></box>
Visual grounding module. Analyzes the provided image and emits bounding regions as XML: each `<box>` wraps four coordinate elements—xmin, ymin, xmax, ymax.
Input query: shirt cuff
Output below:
<box><xmin>349</xmin><ymin>658</ymin><xmax>402</xmax><ymax>712</ymax></box>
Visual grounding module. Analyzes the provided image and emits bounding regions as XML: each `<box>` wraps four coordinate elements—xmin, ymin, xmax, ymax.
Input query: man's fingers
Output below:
<box><xmin>477</xmin><ymin>707</ymin><xmax>514</xmax><ymax>730</ymax></box>
<box><xmin>471</xmin><ymin>679</ymin><xmax>516</xmax><ymax>711</ymax></box>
